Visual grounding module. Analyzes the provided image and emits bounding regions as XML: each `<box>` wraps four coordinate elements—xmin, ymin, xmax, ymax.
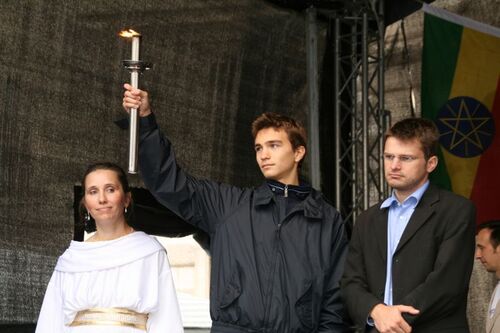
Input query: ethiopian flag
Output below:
<box><xmin>421</xmin><ymin>4</ymin><xmax>500</xmax><ymax>225</ymax></box>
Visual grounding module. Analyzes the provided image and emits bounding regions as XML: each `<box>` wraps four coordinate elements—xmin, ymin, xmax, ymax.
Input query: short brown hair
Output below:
<box><xmin>478</xmin><ymin>220</ymin><xmax>500</xmax><ymax>248</ymax></box>
<box><xmin>384</xmin><ymin>118</ymin><xmax>440</xmax><ymax>160</ymax></box>
<box><xmin>252</xmin><ymin>112</ymin><xmax>307</xmax><ymax>151</ymax></box>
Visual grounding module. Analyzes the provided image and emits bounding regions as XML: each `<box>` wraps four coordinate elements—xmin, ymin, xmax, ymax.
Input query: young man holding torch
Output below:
<box><xmin>122</xmin><ymin>83</ymin><xmax>350</xmax><ymax>332</ymax></box>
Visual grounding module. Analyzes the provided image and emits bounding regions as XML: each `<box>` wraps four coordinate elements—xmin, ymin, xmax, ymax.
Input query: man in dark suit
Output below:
<box><xmin>342</xmin><ymin>118</ymin><xmax>476</xmax><ymax>333</ymax></box>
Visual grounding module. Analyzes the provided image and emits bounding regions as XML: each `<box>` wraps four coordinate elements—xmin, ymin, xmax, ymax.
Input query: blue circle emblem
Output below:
<box><xmin>435</xmin><ymin>96</ymin><xmax>495</xmax><ymax>158</ymax></box>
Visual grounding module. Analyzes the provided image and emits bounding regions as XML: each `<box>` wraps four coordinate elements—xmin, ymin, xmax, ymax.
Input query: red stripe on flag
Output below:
<box><xmin>470</xmin><ymin>77</ymin><xmax>500</xmax><ymax>225</ymax></box>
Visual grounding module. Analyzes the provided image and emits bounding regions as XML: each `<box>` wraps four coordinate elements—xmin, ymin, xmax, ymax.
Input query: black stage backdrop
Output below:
<box><xmin>0</xmin><ymin>0</ymin><xmax>314</xmax><ymax>324</ymax></box>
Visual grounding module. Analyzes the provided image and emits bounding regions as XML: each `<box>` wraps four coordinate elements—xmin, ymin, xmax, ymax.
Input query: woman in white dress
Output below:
<box><xmin>35</xmin><ymin>162</ymin><xmax>184</xmax><ymax>332</ymax></box>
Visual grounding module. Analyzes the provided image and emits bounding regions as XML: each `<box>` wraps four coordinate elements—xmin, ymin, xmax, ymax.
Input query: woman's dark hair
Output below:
<box><xmin>79</xmin><ymin>162</ymin><xmax>132</xmax><ymax>233</ymax></box>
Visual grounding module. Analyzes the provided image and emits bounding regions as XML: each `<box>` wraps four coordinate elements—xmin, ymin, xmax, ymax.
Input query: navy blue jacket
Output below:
<box><xmin>138</xmin><ymin>114</ymin><xmax>349</xmax><ymax>332</ymax></box>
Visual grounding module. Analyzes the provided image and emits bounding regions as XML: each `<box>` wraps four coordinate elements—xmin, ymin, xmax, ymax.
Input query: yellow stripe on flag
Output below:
<box><xmin>445</xmin><ymin>27</ymin><xmax>500</xmax><ymax>198</ymax></box>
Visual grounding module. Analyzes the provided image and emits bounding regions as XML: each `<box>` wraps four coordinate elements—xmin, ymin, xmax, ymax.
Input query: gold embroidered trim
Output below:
<box><xmin>69</xmin><ymin>307</ymin><xmax>148</xmax><ymax>331</ymax></box>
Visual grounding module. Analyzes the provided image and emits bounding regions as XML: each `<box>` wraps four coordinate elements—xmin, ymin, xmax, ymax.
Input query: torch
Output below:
<box><xmin>119</xmin><ymin>29</ymin><xmax>151</xmax><ymax>174</ymax></box>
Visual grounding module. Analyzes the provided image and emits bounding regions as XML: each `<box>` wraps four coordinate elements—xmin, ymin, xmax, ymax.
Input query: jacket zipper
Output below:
<box><xmin>263</xmin><ymin>212</ymin><xmax>294</xmax><ymax>328</ymax></box>
<box><xmin>263</xmin><ymin>211</ymin><xmax>285</xmax><ymax>328</ymax></box>
<box><xmin>262</xmin><ymin>192</ymin><xmax>296</xmax><ymax>328</ymax></box>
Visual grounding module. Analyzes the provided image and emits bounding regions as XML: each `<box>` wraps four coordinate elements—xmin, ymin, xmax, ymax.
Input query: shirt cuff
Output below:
<box><xmin>139</xmin><ymin>113</ymin><xmax>157</xmax><ymax>132</ymax></box>
<box><xmin>114</xmin><ymin>113</ymin><xmax>157</xmax><ymax>132</ymax></box>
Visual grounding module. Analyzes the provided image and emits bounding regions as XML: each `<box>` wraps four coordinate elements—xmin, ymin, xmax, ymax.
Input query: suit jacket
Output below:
<box><xmin>341</xmin><ymin>184</ymin><xmax>476</xmax><ymax>333</ymax></box>
<box><xmin>486</xmin><ymin>283</ymin><xmax>500</xmax><ymax>333</ymax></box>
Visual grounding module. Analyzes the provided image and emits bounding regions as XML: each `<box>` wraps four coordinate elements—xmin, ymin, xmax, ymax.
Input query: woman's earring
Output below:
<box><xmin>84</xmin><ymin>211</ymin><xmax>90</xmax><ymax>229</ymax></box>
<box><xmin>125</xmin><ymin>207</ymin><xmax>128</xmax><ymax>214</ymax></box>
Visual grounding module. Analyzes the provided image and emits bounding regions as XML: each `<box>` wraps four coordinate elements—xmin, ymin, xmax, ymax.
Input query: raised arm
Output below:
<box><xmin>122</xmin><ymin>84</ymin><xmax>247</xmax><ymax>235</ymax></box>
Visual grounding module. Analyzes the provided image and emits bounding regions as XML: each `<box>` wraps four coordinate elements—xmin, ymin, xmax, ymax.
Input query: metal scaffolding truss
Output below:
<box><xmin>331</xmin><ymin>0</ymin><xmax>388</xmax><ymax>225</ymax></box>
<box><xmin>306</xmin><ymin>0</ymin><xmax>388</xmax><ymax>226</ymax></box>
<box><xmin>332</xmin><ymin>0</ymin><xmax>387</xmax><ymax>223</ymax></box>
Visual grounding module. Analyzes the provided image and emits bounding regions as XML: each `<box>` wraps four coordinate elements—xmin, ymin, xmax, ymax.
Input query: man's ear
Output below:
<box><xmin>426</xmin><ymin>155</ymin><xmax>438</xmax><ymax>173</ymax></box>
<box><xmin>294</xmin><ymin>146</ymin><xmax>306</xmax><ymax>163</ymax></box>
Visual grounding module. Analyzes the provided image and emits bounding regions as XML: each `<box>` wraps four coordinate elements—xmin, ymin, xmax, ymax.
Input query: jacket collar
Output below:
<box><xmin>374</xmin><ymin>183</ymin><xmax>439</xmax><ymax>260</ymax></box>
<box><xmin>266</xmin><ymin>179</ymin><xmax>312</xmax><ymax>199</ymax></box>
<box><xmin>396</xmin><ymin>184</ymin><xmax>438</xmax><ymax>252</ymax></box>
<box><xmin>253</xmin><ymin>181</ymin><xmax>324</xmax><ymax>220</ymax></box>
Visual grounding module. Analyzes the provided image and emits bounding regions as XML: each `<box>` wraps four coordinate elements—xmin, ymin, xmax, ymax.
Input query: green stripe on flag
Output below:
<box><xmin>421</xmin><ymin>13</ymin><xmax>463</xmax><ymax>190</ymax></box>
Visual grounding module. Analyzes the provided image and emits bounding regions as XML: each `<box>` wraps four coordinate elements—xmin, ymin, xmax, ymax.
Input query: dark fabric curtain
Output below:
<box><xmin>0</xmin><ymin>0</ymin><xmax>311</xmax><ymax>323</ymax></box>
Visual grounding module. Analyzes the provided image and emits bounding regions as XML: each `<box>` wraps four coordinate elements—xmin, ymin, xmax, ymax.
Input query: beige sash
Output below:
<box><xmin>69</xmin><ymin>307</ymin><xmax>148</xmax><ymax>331</ymax></box>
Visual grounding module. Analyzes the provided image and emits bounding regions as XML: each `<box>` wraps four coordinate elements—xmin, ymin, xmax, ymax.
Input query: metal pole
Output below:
<box><xmin>334</xmin><ymin>17</ymin><xmax>341</xmax><ymax>210</ymax></box>
<box><xmin>129</xmin><ymin>74</ymin><xmax>140</xmax><ymax>174</ymax></box>
<box><xmin>120</xmin><ymin>30</ymin><xmax>152</xmax><ymax>174</ymax></box>
<box><xmin>351</xmin><ymin>19</ymin><xmax>359</xmax><ymax>222</ymax></box>
<box><xmin>128</xmin><ymin>36</ymin><xmax>141</xmax><ymax>174</ymax></box>
<box><xmin>362</xmin><ymin>11</ymin><xmax>369</xmax><ymax>210</ymax></box>
<box><xmin>384</xmin><ymin>110</ymin><xmax>392</xmax><ymax>194</ymax></box>
<box><xmin>306</xmin><ymin>7</ymin><xmax>321</xmax><ymax>189</ymax></box>
<box><xmin>377</xmin><ymin>0</ymin><xmax>387</xmax><ymax>199</ymax></box>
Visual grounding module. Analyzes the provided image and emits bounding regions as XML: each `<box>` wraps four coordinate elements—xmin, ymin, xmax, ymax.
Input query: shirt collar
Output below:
<box><xmin>266</xmin><ymin>179</ymin><xmax>311</xmax><ymax>199</ymax></box>
<box><xmin>254</xmin><ymin>181</ymin><xmax>323</xmax><ymax>219</ymax></box>
<box><xmin>380</xmin><ymin>181</ymin><xmax>429</xmax><ymax>209</ymax></box>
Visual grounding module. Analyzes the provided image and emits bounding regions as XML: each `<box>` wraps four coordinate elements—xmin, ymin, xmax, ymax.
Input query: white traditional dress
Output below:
<box><xmin>35</xmin><ymin>231</ymin><xmax>183</xmax><ymax>332</ymax></box>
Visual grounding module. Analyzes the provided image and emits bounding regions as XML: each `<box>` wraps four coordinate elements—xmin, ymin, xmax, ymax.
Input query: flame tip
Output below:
<box><xmin>119</xmin><ymin>29</ymin><xmax>141</xmax><ymax>38</ymax></box>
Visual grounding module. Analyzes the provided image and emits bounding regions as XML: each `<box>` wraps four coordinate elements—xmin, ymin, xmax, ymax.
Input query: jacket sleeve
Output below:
<box><xmin>340</xmin><ymin>213</ymin><xmax>383</xmax><ymax>329</ymax></box>
<box><xmin>400</xmin><ymin>198</ymin><xmax>476</xmax><ymax>325</ymax></box>
<box><xmin>35</xmin><ymin>271</ymin><xmax>65</xmax><ymax>333</ymax></box>
<box><xmin>138</xmin><ymin>114</ymin><xmax>246</xmax><ymax>235</ymax></box>
<box><xmin>147</xmin><ymin>251</ymin><xmax>184</xmax><ymax>333</ymax></box>
<box><xmin>318</xmin><ymin>213</ymin><xmax>351</xmax><ymax>332</ymax></box>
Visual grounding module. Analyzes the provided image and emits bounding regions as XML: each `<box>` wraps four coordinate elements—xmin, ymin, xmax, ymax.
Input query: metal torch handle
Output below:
<box><xmin>128</xmin><ymin>71</ymin><xmax>140</xmax><ymax>174</ymax></box>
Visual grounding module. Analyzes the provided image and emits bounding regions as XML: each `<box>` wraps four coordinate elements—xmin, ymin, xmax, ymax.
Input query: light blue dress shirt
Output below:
<box><xmin>380</xmin><ymin>181</ymin><xmax>429</xmax><ymax>305</ymax></box>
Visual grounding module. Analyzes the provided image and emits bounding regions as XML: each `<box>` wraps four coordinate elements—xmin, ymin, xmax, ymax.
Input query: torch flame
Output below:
<box><xmin>119</xmin><ymin>29</ymin><xmax>141</xmax><ymax>38</ymax></box>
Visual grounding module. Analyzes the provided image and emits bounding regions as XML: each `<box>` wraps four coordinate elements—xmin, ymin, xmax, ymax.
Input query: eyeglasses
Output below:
<box><xmin>383</xmin><ymin>154</ymin><xmax>419</xmax><ymax>163</ymax></box>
